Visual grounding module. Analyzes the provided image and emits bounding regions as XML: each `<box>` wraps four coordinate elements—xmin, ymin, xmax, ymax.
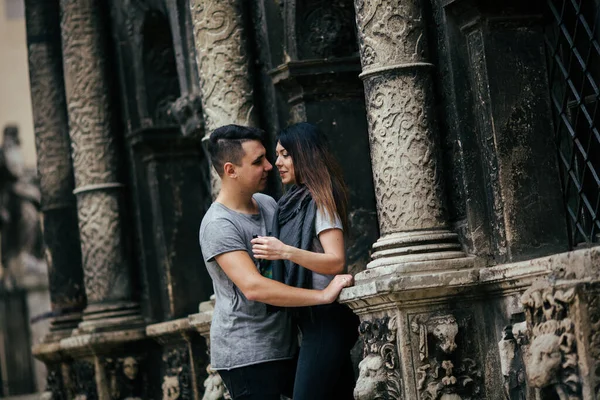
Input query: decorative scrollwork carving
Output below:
<box><xmin>353</xmin><ymin>0</ymin><xmax>427</xmax><ymax>70</ymax></box>
<box><xmin>363</xmin><ymin>71</ymin><xmax>446</xmax><ymax>235</ymax></box>
<box><xmin>189</xmin><ymin>0</ymin><xmax>257</xmax><ymax>133</ymax></box>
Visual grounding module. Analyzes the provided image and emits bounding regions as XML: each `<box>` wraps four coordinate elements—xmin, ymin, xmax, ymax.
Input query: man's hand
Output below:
<box><xmin>322</xmin><ymin>274</ymin><xmax>354</xmax><ymax>303</ymax></box>
<box><xmin>251</xmin><ymin>236</ymin><xmax>290</xmax><ymax>260</ymax></box>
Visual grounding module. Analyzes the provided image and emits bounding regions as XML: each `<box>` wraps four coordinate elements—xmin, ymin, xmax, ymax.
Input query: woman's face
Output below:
<box><xmin>275</xmin><ymin>141</ymin><xmax>296</xmax><ymax>185</ymax></box>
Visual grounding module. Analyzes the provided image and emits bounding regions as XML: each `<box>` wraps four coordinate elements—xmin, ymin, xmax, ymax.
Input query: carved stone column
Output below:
<box><xmin>189</xmin><ymin>0</ymin><xmax>259</xmax><ymax>195</ymax></box>
<box><xmin>60</xmin><ymin>0</ymin><xmax>142</xmax><ymax>332</ymax></box>
<box><xmin>354</xmin><ymin>0</ymin><xmax>466</xmax><ymax>269</ymax></box>
<box><xmin>25</xmin><ymin>0</ymin><xmax>86</xmax><ymax>337</ymax></box>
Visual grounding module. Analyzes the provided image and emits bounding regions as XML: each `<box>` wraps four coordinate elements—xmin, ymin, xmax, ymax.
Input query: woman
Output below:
<box><xmin>251</xmin><ymin>122</ymin><xmax>359</xmax><ymax>400</ymax></box>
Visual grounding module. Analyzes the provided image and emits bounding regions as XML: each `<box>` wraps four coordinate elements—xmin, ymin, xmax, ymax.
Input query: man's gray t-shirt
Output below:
<box><xmin>199</xmin><ymin>193</ymin><xmax>296</xmax><ymax>370</ymax></box>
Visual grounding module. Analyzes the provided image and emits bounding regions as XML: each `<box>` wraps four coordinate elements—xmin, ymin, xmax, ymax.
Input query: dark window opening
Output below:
<box><xmin>545</xmin><ymin>0</ymin><xmax>600</xmax><ymax>247</ymax></box>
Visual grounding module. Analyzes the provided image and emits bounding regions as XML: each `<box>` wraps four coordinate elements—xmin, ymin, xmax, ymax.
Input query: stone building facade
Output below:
<box><xmin>23</xmin><ymin>0</ymin><xmax>600</xmax><ymax>399</ymax></box>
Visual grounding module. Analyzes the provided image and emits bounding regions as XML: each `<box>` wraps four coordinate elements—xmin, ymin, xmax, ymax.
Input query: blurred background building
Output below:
<box><xmin>0</xmin><ymin>0</ymin><xmax>50</xmax><ymax>396</ymax></box>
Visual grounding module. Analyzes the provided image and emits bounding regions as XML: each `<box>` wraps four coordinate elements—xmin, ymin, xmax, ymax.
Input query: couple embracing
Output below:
<box><xmin>199</xmin><ymin>123</ymin><xmax>359</xmax><ymax>399</ymax></box>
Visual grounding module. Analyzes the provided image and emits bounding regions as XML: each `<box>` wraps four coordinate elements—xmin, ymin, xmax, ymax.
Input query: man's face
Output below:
<box><xmin>233</xmin><ymin>140</ymin><xmax>272</xmax><ymax>193</ymax></box>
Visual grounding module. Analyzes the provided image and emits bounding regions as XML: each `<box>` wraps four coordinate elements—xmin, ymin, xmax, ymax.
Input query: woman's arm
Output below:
<box><xmin>251</xmin><ymin>228</ymin><xmax>345</xmax><ymax>275</ymax></box>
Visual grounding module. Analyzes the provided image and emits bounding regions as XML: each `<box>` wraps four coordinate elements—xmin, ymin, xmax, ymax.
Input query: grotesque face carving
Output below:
<box><xmin>526</xmin><ymin>333</ymin><xmax>562</xmax><ymax>388</ymax></box>
<box><xmin>354</xmin><ymin>354</ymin><xmax>387</xmax><ymax>400</ymax></box>
<box><xmin>123</xmin><ymin>357</ymin><xmax>139</xmax><ymax>381</ymax></box>
<box><xmin>432</xmin><ymin>317</ymin><xmax>458</xmax><ymax>355</ymax></box>
<box><xmin>162</xmin><ymin>376</ymin><xmax>180</xmax><ymax>400</ymax></box>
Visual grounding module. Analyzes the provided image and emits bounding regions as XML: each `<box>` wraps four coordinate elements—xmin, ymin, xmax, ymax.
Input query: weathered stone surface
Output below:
<box><xmin>189</xmin><ymin>0</ymin><xmax>257</xmax><ymax>133</ymax></box>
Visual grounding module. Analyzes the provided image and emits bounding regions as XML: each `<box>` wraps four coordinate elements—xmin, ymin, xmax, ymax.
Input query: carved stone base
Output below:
<box><xmin>75</xmin><ymin>301</ymin><xmax>145</xmax><ymax>334</ymax></box>
<box><xmin>44</xmin><ymin>312</ymin><xmax>84</xmax><ymax>342</ymax></box>
<box><xmin>341</xmin><ymin>246</ymin><xmax>600</xmax><ymax>400</ymax></box>
<box><xmin>34</xmin><ymin>327</ymin><xmax>153</xmax><ymax>400</ymax></box>
<box><xmin>146</xmin><ymin>316</ymin><xmax>210</xmax><ymax>400</ymax></box>
<box><xmin>369</xmin><ymin>230</ymin><xmax>466</xmax><ymax>268</ymax></box>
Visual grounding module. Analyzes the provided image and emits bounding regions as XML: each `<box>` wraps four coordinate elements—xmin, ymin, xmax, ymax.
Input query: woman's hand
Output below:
<box><xmin>251</xmin><ymin>236</ymin><xmax>290</xmax><ymax>261</ymax></box>
<box><xmin>322</xmin><ymin>274</ymin><xmax>353</xmax><ymax>304</ymax></box>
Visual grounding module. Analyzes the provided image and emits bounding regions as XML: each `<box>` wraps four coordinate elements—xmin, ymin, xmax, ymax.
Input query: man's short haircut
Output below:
<box><xmin>207</xmin><ymin>125</ymin><xmax>266</xmax><ymax>177</ymax></box>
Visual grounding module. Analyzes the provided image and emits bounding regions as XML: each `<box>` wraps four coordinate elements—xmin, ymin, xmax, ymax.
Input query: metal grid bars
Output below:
<box><xmin>545</xmin><ymin>0</ymin><xmax>600</xmax><ymax>247</ymax></box>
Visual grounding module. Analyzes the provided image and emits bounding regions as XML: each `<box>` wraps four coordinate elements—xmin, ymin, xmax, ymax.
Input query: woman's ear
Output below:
<box><xmin>223</xmin><ymin>162</ymin><xmax>236</xmax><ymax>178</ymax></box>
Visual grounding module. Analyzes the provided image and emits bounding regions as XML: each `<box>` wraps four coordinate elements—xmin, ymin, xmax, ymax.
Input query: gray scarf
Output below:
<box><xmin>271</xmin><ymin>184</ymin><xmax>316</xmax><ymax>289</ymax></box>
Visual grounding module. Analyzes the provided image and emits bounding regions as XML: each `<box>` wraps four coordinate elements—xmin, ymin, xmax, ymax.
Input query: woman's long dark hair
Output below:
<box><xmin>277</xmin><ymin>122</ymin><xmax>349</xmax><ymax>232</ymax></box>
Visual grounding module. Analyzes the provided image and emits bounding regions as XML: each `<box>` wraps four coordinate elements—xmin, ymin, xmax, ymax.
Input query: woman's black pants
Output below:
<box><xmin>293</xmin><ymin>302</ymin><xmax>360</xmax><ymax>400</ymax></box>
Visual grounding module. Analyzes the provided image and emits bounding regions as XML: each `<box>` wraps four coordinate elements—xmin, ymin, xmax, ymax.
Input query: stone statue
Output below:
<box><xmin>0</xmin><ymin>125</ymin><xmax>44</xmax><ymax>289</ymax></box>
<box><xmin>202</xmin><ymin>364</ymin><xmax>227</xmax><ymax>400</ymax></box>
<box><xmin>498</xmin><ymin>325</ymin><xmax>527</xmax><ymax>400</ymax></box>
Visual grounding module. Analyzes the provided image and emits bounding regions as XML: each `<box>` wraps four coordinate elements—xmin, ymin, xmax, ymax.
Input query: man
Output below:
<box><xmin>199</xmin><ymin>125</ymin><xmax>352</xmax><ymax>399</ymax></box>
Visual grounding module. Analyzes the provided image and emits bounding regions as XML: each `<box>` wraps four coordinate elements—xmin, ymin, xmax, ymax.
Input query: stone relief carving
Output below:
<box><xmin>297</xmin><ymin>0</ymin><xmax>357</xmax><ymax>59</ymax></box>
<box><xmin>587</xmin><ymin>287</ymin><xmax>600</xmax><ymax>399</ymax></box>
<box><xmin>363</xmin><ymin>73</ymin><xmax>446</xmax><ymax>235</ymax></box>
<box><xmin>353</xmin><ymin>0</ymin><xmax>427</xmax><ymax>70</ymax></box>
<box><xmin>45</xmin><ymin>366</ymin><xmax>66</xmax><ymax>400</ymax></box>
<box><xmin>162</xmin><ymin>347</ymin><xmax>191</xmax><ymax>400</ymax></box>
<box><xmin>497</xmin><ymin>324</ymin><xmax>527</xmax><ymax>400</ymax></box>
<box><xmin>169</xmin><ymin>92</ymin><xmax>205</xmax><ymax>137</ymax></box>
<box><xmin>189</xmin><ymin>0</ymin><xmax>257</xmax><ymax>132</ymax></box>
<box><xmin>105</xmin><ymin>356</ymin><xmax>146</xmax><ymax>400</ymax></box>
<box><xmin>521</xmin><ymin>286</ymin><xmax>582</xmax><ymax>399</ymax></box>
<box><xmin>354</xmin><ymin>315</ymin><xmax>403</xmax><ymax>400</ymax></box>
<box><xmin>410</xmin><ymin>313</ymin><xmax>481</xmax><ymax>400</ymax></box>
<box><xmin>71</xmin><ymin>360</ymin><xmax>97</xmax><ymax>400</ymax></box>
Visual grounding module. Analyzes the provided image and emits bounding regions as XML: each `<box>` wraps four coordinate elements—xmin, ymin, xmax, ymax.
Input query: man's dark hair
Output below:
<box><xmin>207</xmin><ymin>125</ymin><xmax>266</xmax><ymax>177</ymax></box>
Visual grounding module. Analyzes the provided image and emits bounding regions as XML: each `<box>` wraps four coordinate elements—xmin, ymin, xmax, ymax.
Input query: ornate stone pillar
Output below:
<box><xmin>60</xmin><ymin>0</ymin><xmax>142</xmax><ymax>332</ymax></box>
<box><xmin>25</xmin><ymin>0</ymin><xmax>86</xmax><ymax>337</ymax></box>
<box><xmin>354</xmin><ymin>0</ymin><xmax>466</xmax><ymax>270</ymax></box>
<box><xmin>189</xmin><ymin>0</ymin><xmax>259</xmax><ymax>195</ymax></box>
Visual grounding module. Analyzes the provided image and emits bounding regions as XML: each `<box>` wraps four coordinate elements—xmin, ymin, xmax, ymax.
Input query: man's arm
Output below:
<box><xmin>214</xmin><ymin>250</ymin><xmax>352</xmax><ymax>307</ymax></box>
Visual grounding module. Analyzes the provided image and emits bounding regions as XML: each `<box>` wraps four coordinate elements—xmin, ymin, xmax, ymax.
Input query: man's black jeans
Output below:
<box><xmin>218</xmin><ymin>358</ymin><xmax>296</xmax><ymax>400</ymax></box>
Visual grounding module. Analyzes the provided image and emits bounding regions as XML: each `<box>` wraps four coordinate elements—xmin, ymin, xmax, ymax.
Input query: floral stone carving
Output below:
<box><xmin>354</xmin><ymin>315</ymin><xmax>403</xmax><ymax>400</ymax></box>
<box><xmin>410</xmin><ymin>313</ymin><xmax>482</xmax><ymax>400</ymax></box>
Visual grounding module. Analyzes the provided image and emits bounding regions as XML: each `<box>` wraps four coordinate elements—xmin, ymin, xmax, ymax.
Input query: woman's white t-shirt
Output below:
<box><xmin>311</xmin><ymin>209</ymin><xmax>343</xmax><ymax>290</ymax></box>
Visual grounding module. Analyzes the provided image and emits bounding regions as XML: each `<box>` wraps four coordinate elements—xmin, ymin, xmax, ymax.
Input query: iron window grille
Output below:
<box><xmin>545</xmin><ymin>0</ymin><xmax>600</xmax><ymax>247</ymax></box>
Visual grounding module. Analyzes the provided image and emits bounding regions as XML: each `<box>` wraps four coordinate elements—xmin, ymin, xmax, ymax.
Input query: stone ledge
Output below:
<box><xmin>340</xmin><ymin>246</ymin><xmax>600</xmax><ymax>311</ymax></box>
<box><xmin>33</xmin><ymin>327</ymin><xmax>147</xmax><ymax>361</ymax></box>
